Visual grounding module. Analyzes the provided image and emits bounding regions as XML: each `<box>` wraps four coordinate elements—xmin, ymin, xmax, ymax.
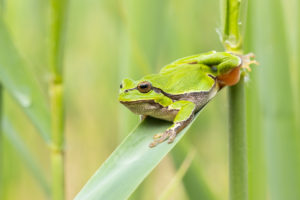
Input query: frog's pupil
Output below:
<box><xmin>137</xmin><ymin>81</ymin><xmax>152</xmax><ymax>93</ymax></box>
<box><xmin>139</xmin><ymin>84</ymin><xmax>148</xmax><ymax>89</ymax></box>
<box><xmin>120</xmin><ymin>83</ymin><xmax>123</xmax><ymax>89</ymax></box>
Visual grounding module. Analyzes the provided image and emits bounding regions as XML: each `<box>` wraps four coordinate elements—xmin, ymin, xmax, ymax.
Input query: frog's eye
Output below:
<box><xmin>137</xmin><ymin>81</ymin><xmax>152</xmax><ymax>93</ymax></box>
<box><xmin>120</xmin><ymin>83</ymin><xmax>123</xmax><ymax>89</ymax></box>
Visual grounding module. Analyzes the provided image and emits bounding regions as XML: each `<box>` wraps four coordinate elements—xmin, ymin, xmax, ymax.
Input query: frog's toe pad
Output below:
<box><xmin>167</xmin><ymin>132</ymin><xmax>177</xmax><ymax>144</ymax></box>
<box><xmin>149</xmin><ymin>130</ymin><xmax>172</xmax><ymax>148</ymax></box>
<box><xmin>153</xmin><ymin>133</ymin><xmax>163</xmax><ymax>139</ymax></box>
<box><xmin>241</xmin><ymin>53</ymin><xmax>259</xmax><ymax>72</ymax></box>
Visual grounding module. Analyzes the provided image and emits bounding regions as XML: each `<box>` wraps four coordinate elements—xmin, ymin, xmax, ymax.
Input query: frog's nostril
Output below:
<box><xmin>125</xmin><ymin>89</ymin><xmax>128</xmax><ymax>93</ymax></box>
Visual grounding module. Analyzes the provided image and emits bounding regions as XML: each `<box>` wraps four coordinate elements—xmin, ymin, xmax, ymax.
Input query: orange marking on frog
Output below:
<box><xmin>217</xmin><ymin>66</ymin><xmax>241</xmax><ymax>87</ymax></box>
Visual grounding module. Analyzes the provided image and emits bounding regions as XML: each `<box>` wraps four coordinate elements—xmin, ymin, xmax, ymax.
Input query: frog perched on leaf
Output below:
<box><xmin>119</xmin><ymin>51</ymin><xmax>256</xmax><ymax>147</ymax></box>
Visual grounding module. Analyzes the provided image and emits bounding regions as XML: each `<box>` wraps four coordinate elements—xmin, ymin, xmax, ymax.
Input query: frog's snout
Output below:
<box><xmin>119</xmin><ymin>83</ymin><xmax>129</xmax><ymax>93</ymax></box>
<box><xmin>119</xmin><ymin>88</ymin><xmax>129</xmax><ymax>94</ymax></box>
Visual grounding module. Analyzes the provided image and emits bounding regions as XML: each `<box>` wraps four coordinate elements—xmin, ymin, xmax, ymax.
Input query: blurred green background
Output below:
<box><xmin>0</xmin><ymin>0</ymin><xmax>299</xmax><ymax>199</ymax></box>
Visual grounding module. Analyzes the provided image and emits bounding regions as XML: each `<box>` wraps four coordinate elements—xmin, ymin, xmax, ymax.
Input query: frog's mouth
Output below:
<box><xmin>120</xmin><ymin>99</ymin><xmax>164</xmax><ymax>116</ymax></box>
<box><xmin>119</xmin><ymin>99</ymin><xmax>159</xmax><ymax>105</ymax></box>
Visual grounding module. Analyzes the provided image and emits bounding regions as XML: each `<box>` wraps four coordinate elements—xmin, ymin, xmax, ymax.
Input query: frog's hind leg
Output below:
<box><xmin>217</xmin><ymin>53</ymin><xmax>258</xmax><ymax>86</ymax></box>
<box><xmin>149</xmin><ymin>101</ymin><xmax>195</xmax><ymax>148</ymax></box>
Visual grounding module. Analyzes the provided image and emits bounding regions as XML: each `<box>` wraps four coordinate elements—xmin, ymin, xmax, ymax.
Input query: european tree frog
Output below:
<box><xmin>119</xmin><ymin>51</ymin><xmax>255</xmax><ymax>147</ymax></box>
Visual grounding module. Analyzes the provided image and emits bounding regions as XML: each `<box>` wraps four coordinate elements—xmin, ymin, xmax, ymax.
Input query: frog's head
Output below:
<box><xmin>118</xmin><ymin>78</ymin><xmax>160</xmax><ymax>103</ymax></box>
<box><xmin>118</xmin><ymin>78</ymin><xmax>171</xmax><ymax>115</ymax></box>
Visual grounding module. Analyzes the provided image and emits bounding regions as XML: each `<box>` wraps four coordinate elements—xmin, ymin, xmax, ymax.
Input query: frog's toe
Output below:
<box><xmin>149</xmin><ymin>141</ymin><xmax>158</xmax><ymax>148</ymax></box>
<box><xmin>153</xmin><ymin>133</ymin><xmax>163</xmax><ymax>139</ymax></box>
<box><xmin>167</xmin><ymin>131</ymin><xmax>177</xmax><ymax>144</ymax></box>
<box><xmin>149</xmin><ymin>131</ymin><xmax>171</xmax><ymax>148</ymax></box>
<box><xmin>246</xmin><ymin>52</ymin><xmax>255</xmax><ymax>58</ymax></box>
<box><xmin>241</xmin><ymin>53</ymin><xmax>259</xmax><ymax>72</ymax></box>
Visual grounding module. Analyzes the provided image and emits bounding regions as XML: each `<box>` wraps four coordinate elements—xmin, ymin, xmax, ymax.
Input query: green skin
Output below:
<box><xmin>119</xmin><ymin>51</ymin><xmax>241</xmax><ymax>147</ymax></box>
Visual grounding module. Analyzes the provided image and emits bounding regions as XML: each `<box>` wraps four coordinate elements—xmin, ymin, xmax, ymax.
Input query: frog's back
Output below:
<box><xmin>143</xmin><ymin>64</ymin><xmax>215</xmax><ymax>95</ymax></box>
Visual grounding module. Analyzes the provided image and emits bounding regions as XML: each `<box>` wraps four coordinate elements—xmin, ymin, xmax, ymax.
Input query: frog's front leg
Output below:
<box><xmin>149</xmin><ymin>101</ymin><xmax>196</xmax><ymax>148</ymax></box>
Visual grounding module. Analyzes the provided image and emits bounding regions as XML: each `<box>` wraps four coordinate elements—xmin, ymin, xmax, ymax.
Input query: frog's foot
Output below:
<box><xmin>149</xmin><ymin>130</ymin><xmax>173</xmax><ymax>148</ymax></box>
<box><xmin>241</xmin><ymin>53</ymin><xmax>259</xmax><ymax>72</ymax></box>
<box><xmin>149</xmin><ymin>101</ymin><xmax>195</xmax><ymax>148</ymax></box>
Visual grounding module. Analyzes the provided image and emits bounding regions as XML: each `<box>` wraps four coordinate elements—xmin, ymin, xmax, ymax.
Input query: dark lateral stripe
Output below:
<box><xmin>124</xmin><ymin>73</ymin><xmax>217</xmax><ymax>97</ymax></box>
<box><xmin>124</xmin><ymin>87</ymin><xmax>137</xmax><ymax>93</ymax></box>
<box><xmin>153</xmin><ymin>74</ymin><xmax>217</xmax><ymax>98</ymax></box>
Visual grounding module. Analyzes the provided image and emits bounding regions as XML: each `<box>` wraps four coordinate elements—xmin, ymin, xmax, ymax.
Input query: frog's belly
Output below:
<box><xmin>121</xmin><ymin>101</ymin><xmax>178</xmax><ymax>122</ymax></box>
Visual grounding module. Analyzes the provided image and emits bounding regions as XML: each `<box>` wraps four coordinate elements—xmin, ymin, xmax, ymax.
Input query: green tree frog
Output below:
<box><xmin>119</xmin><ymin>51</ymin><xmax>255</xmax><ymax>147</ymax></box>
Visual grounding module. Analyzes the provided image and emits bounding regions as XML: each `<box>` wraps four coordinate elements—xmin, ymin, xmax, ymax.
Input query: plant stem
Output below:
<box><xmin>228</xmin><ymin>81</ymin><xmax>247</xmax><ymax>200</ymax></box>
<box><xmin>0</xmin><ymin>3</ymin><xmax>4</xmax><ymax>199</ymax></box>
<box><xmin>222</xmin><ymin>0</ymin><xmax>248</xmax><ymax>200</ymax></box>
<box><xmin>0</xmin><ymin>85</ymin><xmax>3</xmax><ymax>200</ymax></box>
<box><xmin>49</xmin><ymin>0</ymin><xmax>68</xmax><ymax>199</ymax></box>
<box><xmin>222</xmin><ymin>0</ymin><xmax>242</xmax><ymax>53</ymax></box>
<box><xmin>50</xmin><ymin>81</ymin><xmax>64</xmax><ymax>200</ymax></box>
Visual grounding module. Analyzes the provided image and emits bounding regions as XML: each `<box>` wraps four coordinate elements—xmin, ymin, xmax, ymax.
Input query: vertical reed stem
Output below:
<box><xmin>222</xmin><ymin>0</ymin><xmax>248</xmax><ymax>200</ymax></box>
<box><xmin>228</xmin><ymin>80</ymin><xmax>247</xmax><ymax>200</ymax></box>
<box><xmin>50</xmin><ymin>81</ymin><xmax>64</xmax><ymax>200</ymax></box>
<box><xmin>0</xmin><ymin>85</ymin><xmax>3</xmax><ymax>199</ymax></box>
<box><xmin>0</xmin><ymin>3</ymin><xmax>4</xmax><ymax>199</ymax></box>
<box><xmin>49</xmin><ymin>0</ymin><xmax>68</xmax><ymax>199</ymax></box>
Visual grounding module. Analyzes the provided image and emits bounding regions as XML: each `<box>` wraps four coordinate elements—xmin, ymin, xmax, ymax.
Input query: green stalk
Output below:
<box><xmin>297</xmin><ymin>0</ymin><xmax>300</xmax><ymax>137</ymax></box>
<box><xmin>228</xmin><ymin>81</ymin><xmax>247</xmax><ymax>200</ymax></box>
<box><xmin>222</xmin><ymin>0</ymin><xmax>248</xmax><ymax>200</ymax></box>
<box><xmin>0</xmin><ymin>85</ymin><xmax>3</xmax><ymax>200</ymax></box>
<box><xmin>50</xmin><ymin>82</ymin><xmax>64</xmax><ymax>200</ymax></box>
<box><xmin>49</xmin><ymin>0</ymin><xmax>68</xmax><ymax>199</ymax></box>
<box><xmin>0</xmin><ymin>2</ymin><xmax>4</xmax><ymax>199</ymax></box>
<box><xmin>222</xmin><ymin>0</ymin><xmax>242</xmax><ymax>53</ymax></box>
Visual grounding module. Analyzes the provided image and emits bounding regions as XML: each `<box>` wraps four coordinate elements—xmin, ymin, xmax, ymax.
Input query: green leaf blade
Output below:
<box><xmin>75</xmin><ymin>108</ymin><xmax>206</xmax><ymax>200</ymax></box>
<box><xmin>2</xmin><ymin>118</ymin><xmax>50</xmax><ymax>196</ymax></box>
<box><xmin>0</xmin><ymin>18</ymin><xmax>51</xmax><ymax>142</ymax></box>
